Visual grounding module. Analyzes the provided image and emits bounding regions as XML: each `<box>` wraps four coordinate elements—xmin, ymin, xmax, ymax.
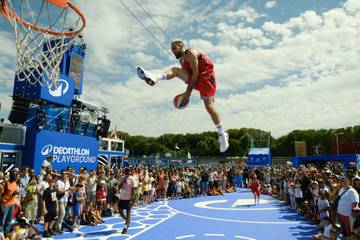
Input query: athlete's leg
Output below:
<box><xmin>203</xmin><ymin>98</ymin><xmax>220</xmax><ymax>125</ymax></box>
<box><xmin>203</xmin><ymin>98</ymin><xmax>229</xmax><ymax>152</ymax></box>
<box><xmin>252</xmin><ymin>192</ymin><xmax>257</xmax><ymax>205</ymax></box>
<box><xmin>137</xmin><ymin>67</ymin><xmax>188</xmax><ymax>86</ymax></box>
<box><xmin>163</xmin><ymin>67</ymin><xmax>188</xmax><ymax>81</ymax></box>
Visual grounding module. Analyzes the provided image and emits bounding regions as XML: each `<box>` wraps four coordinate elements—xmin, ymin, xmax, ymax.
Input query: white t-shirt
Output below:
<box><xmin>288</xmin><ymin>188</ymin><xmax>295</xmax><ymax>196</ymax></box>
<box><xmin>176</xmin><ymin>181</ymin><xmax>183</xmax><ymax>193</ymax></box>
<box><xmin>39</xmin><ymin>180</ymin><xmax>49</xmax><ymax>196</ymax></box>
<box><xmin>312</xmin><ymin>187</ymin><xmax>319</xmax><ymax>198</ymax></box>
<box><xmin>55</xmin><ymin>179</ymin><xmax>70</xmax><ymax>204</ymax></box>
<box><xmin>337</xmin><ymin>187</ymin><xmax>359</xmax><ymax>216</ymax></box>
<box><xmin>86</xmin><ymin>175</ymin><xmax>97</xmax><ymax>193</ymax></box>
<box><xmin>119</xmin><ymin>176</ymin><xmax>135</xmax><ymax>200</ymax></box>
<box><xmin>132</xmin><ymin>174</ymin><xmax>139</xmax><ymax>188</ymax></box>
<box><xmin>318</xmin><ymin>198</ymin><xmax>330</xmax><ymax>219</ymax></box>
<box><xmin>295</xmin><ymin>185</ymin><xmax>303</xmax><ymax>198</ymax></box>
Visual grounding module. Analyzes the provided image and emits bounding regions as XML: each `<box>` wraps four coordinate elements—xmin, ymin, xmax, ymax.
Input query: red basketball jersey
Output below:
<box><xmin>181</xmin><ymin>49</ymin><xmax>214</xmax><ymax>80</ymax></box>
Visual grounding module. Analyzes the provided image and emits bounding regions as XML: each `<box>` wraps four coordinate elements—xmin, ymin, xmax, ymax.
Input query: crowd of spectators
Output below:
<box><xmin>0</xmin><ymin>156</ymin><xmax>240</xmax><ymax>239</ymax></box>
<box><xmin>1</xmin><ymin>155</ymin><xmax>360</xmax><ymax>240</ymax></box>
<box><xmin>247</xmin><ymin>162</ymin><xmax>360</xmax><ymax>240</ymax></box>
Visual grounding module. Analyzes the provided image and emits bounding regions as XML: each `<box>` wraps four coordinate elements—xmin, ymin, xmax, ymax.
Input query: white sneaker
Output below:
<box><xmin>218</xmin><ymin>132</ymin><xmax>229</xmax><ymax>153</ymax></box>
<box><xmin>137</xmin><ymin>67</ymin><xmax>157</xmax><ymax>86</ymax></box>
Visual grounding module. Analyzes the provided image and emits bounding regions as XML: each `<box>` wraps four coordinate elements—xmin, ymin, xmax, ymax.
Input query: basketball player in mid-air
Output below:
<box><xmin>137</xmin><ymin>40</ymin><xmax>229</xmax><ymax>152</ymax></box>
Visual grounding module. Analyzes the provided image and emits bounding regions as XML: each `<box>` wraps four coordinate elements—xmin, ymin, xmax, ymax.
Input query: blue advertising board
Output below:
<box><xmin>13</xmin><ymin>72</ymin><xmax>75</xmax><ymax>107</ymax></box>
<box><xmin>26</xmin><ymin>130</ymin><xmax>99</xmax><ymax>173</ymax></box>
<box><xmin>247</xmin><ymin>148</ymin><xmax>271</xmax><ymax>167</ymax></box>
<box><xmin>40</xmin><ymin>73</ymin><xmax>75</xmax><ymax>106</ymax></box>
<box><xmin>292</xmin><ymin>154</ymin><xmax>360</xmax><ymax>169</ymax></box>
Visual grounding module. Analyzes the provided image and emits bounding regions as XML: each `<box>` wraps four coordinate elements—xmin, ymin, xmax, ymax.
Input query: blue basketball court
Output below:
<box><xmin>44</xmin><ymin>189</ymin><xmax>317</xmax><ymax>240</ymax></box>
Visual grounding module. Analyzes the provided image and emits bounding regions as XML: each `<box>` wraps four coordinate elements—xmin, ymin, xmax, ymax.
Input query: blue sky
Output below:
<box><xmin>1</xmin><ymin>0</ymin><xmax>360</xmax><ymax>137</ymax></box>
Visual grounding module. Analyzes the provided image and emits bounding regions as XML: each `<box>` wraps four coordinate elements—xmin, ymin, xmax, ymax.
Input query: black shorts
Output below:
<box><xmin>45</xmin><ymin>211</ymin><xmax>58</xmax><ymax>222</ymax></box>
<box><xmin>118</xmin><ymin>200</ymin><xmax>132</xmax><ymax>210</ymax></box>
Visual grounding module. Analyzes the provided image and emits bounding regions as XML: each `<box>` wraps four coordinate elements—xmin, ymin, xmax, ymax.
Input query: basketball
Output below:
<box><xmin>173</xmin><ymin>93</ymin><xmax>188</xmax><ymax>109</ymax></box>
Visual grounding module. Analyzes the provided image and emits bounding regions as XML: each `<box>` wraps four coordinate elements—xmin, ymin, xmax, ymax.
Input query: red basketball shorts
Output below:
<box><xmin>180</xmin><ymin>70</ymin><xmax>217</xmax><ymax>99</ymax></box>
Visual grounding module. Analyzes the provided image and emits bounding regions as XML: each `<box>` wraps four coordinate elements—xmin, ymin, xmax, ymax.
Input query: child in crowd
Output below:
<box><xmin>225</xmin><ymin>182</ymin><xmax>235</xmax><ymax>193</ymax></box>
<box><xmin>132</xmin><ymin>183</ymin><xmax>140</xmax><ymax>207</ymax></box>
<box><xmin>163</xmin><ymin>174</ymin><xmax>169</xmax><ymax>200</ymax></box>
<box><xmin>311</xmin><ymin>181</ymin><xmax>320</xmax><ymax>214</ymax></box>
<box><xmin>183</xmin><ymin>181</ymin><xmax>191</xmax><ymax>198</ymax></box>
<box><xmin>72</xmin><ymin>184</ymin><xmax>85</xmax><ymax>227</ymax></box>
<box><xmin>7</xmin><ymin>222</ymin><xmax>28</xmax><ymax>240</ymax></box>
<box><xmin>81</xmin><ymin>202</ymin><xmax>102</xmax><ymax>226</ymax></box>
<box><xmin>313</xmin><ymin>216</ymin><xmax>332</xmax><ymax>240</ymax></box>
<box><xmin>96</xmin><ymin>181</ymin><xmax>107</xmax><ymax>216</ymax></box>
<box><xmin>42</xmin><ymin>177</ymin><xmax>58</xmax><ymax>238</ymax></box>
<box><xmin>151</xmin><ymin>181</ymin><xmax>157</xmax><ymax>202</ymax></box>
<box><xmin>294</xmin><ymin>180</ymin><xmax>303</xmax><ymax>211</ymax></box>
<box><xmin>208</xmin><ymin>184</ymin><xmax>223</xmax><ymax>196</ymax></box>
<box><xmin>138</xmin><ymin>182</ymin><xmax>143</xmax><ymax>205</ymax></box>
<box><xmin>318</xmin><ymin>190</ymin><xmax>330</xmax><ymax>229</ymax></box>
<box><xmin>288</xmin><ymin>183</ymin><xmax>296</xmax><ymax>209</ymax></box>
<box><xmin>263</xmin><ymin>184</ymin><xmax>272</xmax><ymax>195</ymax></box>
<box><xmin>176</xmin><ymin>179</ymin><xmax>183</xmax><ymax>199</ymax></box>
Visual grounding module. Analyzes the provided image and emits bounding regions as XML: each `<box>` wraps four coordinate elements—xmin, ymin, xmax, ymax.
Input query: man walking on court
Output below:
<box><xmin>117</xmin><ymin>168</ymin><xmax>135</xmax><ymax>234</ymax></box>
<box><xmin>137</xmin><ymin>40</ymin><xmax>229</xmax><ymax>153</ymax></box>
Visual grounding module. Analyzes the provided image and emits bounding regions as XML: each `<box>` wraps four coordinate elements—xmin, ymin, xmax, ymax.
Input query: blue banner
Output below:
<box><xmin>31</xmin><ymin>130</ymin><xmax>98</xmax><ymax>173</ymax></box>
<box><xmin>247</xmin><ymin>148</ymin><xmax>271</xmax><ymax>167</ymax></box>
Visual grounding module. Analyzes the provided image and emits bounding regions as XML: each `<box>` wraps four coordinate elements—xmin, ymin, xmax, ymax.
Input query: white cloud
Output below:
<box><xmin>0</xmin><ymin>0</ymin><xmax>360</xmax><ymax>139</ymax></box>
<box><xmin>343</xmin><ymin>0</ymin><xmax>360</xmax><ymax>14</ymax></box>
<box><xmin>263</xmin><ymin>21</ymin><xmax>293</xmax><ymax>37</ymax></box>
<box><xmin>216</xmin><ymin>23</ymin><xmax>273</xmax><ymax>48</ymax></box>
<box><xmin>220</xmin><ymin>68</ymin><xmax>360</xmax><ymax>137</ymax></box>
<box><xmin>265</xmin><ymin>1</ymin><xmax>276</xmax><ymax>9</ymax></box>
<box><xmin>209</xmin><ymin>1</ymin><xmax>360</xmax><ymax>136</ymax></box>
<box><xmin>226</xmin><ymin>6</ymin><xmax>265</xmax><ymax>24</ymax></box>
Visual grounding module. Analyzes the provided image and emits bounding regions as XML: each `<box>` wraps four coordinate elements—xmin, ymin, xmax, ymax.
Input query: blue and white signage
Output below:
<box><xmin>247</xmin><ymin>148</ymin><xmax>271</xmax><ymax>167</ymax></box>
<box><xmin>40</xmin><ymin>74</ymin><xmax>74</xmax><ymax>106</ymax></box>
<box><xmin>32</xmin><ymin>130</ymin><xmax>98</xmax><ymax>172</ymax></box>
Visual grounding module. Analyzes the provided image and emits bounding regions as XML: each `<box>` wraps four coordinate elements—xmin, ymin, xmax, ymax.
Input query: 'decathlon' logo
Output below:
<box><xmin>41</xmin><ymin>144</ymin><xmax>53</xmax><ymax>156</ymax></box>
<box><xmin>49</xmin><ymin>79</ymin><xmax>69</xmax><ymax>97</ymax></box>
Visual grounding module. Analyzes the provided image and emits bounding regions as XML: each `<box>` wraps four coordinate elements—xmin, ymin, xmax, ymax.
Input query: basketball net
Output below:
<box><xmin>1</xmin><ymin>0</ymin><xmax>86</xmax><ymax>89</ymax></box>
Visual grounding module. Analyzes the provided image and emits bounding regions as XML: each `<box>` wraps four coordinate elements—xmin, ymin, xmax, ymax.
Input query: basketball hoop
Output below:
<box><xmin>0</xmin><ymin>0</ymin><xmax>86</xmax><ymax>88</ymax></box>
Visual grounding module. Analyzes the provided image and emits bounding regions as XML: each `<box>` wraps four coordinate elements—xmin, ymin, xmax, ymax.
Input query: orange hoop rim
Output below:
<box><xmin>0</xmin><ymin>0</ymin><xmax>86</xmax><ymax>37</ymax></box>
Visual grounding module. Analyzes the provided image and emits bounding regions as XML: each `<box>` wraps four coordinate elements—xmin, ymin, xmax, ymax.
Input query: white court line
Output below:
<box><xmin>204</xmin><ymin>233</ymin><xmax>225</xmax><ymax>237</ymax></box>
<box><xmin>166</xmin><ymin>202</ymin><xmax>302</xmax><ymax>225</ymax></box>
<box><xmin>175</xmin><ymin>234</ymin><xmax>196</xmax><ymax>239</ymax></box>
<box><xmin>234</xmin><ymin>235</ymin><xmax>256</xmax><ymax>240</ymax></box>
<box><xmin>194</xmin><ymin>199</ymin><xmax>286</xmax><ymax>211</ymax></box>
